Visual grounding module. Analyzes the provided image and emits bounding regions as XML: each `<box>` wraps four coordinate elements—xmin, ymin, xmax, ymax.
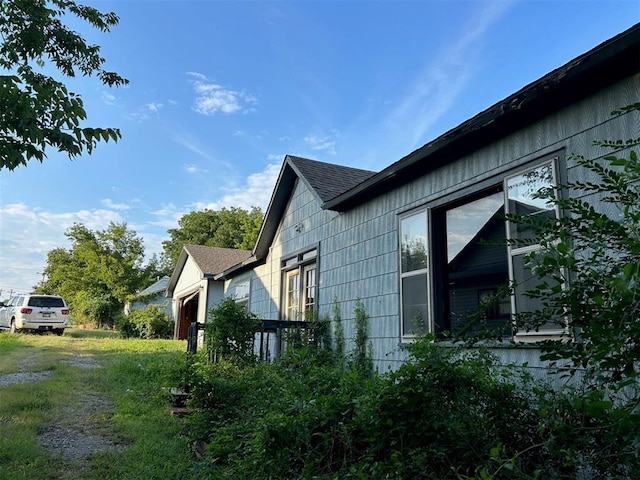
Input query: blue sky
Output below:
<box><xmin>0</xmin><ymin>0</ymin><xmax>638</xmax><ymax>296</ymax></box>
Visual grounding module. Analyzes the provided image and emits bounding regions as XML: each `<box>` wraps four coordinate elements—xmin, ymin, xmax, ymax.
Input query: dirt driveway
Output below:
<box><xmin>0</xmin><ymin>330</ymin><xmax>192</xmax><ymax>479</ymax></box>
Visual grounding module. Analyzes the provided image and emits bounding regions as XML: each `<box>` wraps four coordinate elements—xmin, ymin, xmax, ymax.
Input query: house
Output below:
<box><xmin>218</xmin><ymin>24</ymin><xmax>639</xmax><ymax>370</ymax></box>
<box><xmin>124</xmin><ymin>275</ymin><xmax>172</xmax><ymax>318</ymax></box>
<box><xmin>166</xmin><ymin>244</ymin><xmax>252</xmax><ymax>340</ymax></box>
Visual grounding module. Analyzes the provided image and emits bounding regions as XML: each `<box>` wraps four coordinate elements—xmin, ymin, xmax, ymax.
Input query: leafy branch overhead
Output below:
<box><xmin>0</xmin><ymin>0</ymin><xmax>128</xmax><ymax>170</ymax></box>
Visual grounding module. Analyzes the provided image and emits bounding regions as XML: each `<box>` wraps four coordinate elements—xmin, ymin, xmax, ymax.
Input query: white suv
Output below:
<box><xmin>0</xmin><ymin>294</ymin><xmax>69</xmax><ymax>335</ymax></box>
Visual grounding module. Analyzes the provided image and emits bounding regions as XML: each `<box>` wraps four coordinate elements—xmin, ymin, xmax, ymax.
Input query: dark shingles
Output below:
<box><xmin>287</xmin><ymin>156</ymin><xmax>376</xmax><ymax>203</ymax></box>
<box><xmin>183</xmin><ymin>244</ymin><xmax>252</xmax><ymax>275</ymax></box>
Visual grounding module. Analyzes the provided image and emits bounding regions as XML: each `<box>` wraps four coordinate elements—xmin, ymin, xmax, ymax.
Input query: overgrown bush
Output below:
<box><xmin>205</xmin><ymin>297</ymin><xmax>260</xmax><ymax>365</ymax></box>
<box><xmin>118</xmin><ymin>304</ymin><xmax>173</xmax><ymax>339</ymax></box>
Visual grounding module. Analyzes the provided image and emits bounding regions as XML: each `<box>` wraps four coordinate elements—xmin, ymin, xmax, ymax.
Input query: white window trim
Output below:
<box><xmin>504</xmin><ymin>158</ymin><xmax>570</xmax><ymax>341</ymax></box>
<box><xmin>281</xmin><ymin>247</ymin><xmax>318</xmax><ymax>321</ymax></box>
<box><xmin>399</xmin><ymin>208</ymin><xmax>432</xmax><ymax>340</ymax></box>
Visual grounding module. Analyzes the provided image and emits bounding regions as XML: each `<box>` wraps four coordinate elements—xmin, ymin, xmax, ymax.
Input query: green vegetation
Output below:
<box><xmin>36</xmin><ymin>222</ymin><xmax>161</xmax><ymax>328</ymax></box>
<box><xmin>177</xmin><ymin>108</ymin><xmax>640</xmax><ymax>478</ymax></box>
<box><xmin>509</xmin><ymin>104</ymin><xmax>640</xmax><ymax>391</ymax></box>
<box><xmin>0</xmin><ymin>0</ymin><xmax>128</xmax><ymax>170</ymax></box>
<box><xmin>0</xmin><ymin>329</ymin><xmax>192</xmax><ymax>480</ymax></box>
<box><xmin>205</xmin><ymin>297</ymin><xmax>260</xmax><ymax>364</ymax></box>
<box><xmin>161</xmin><ymin>207</ymin><xmax>263</xmax><ymax>269</ymax></box>
<box><xmin>118</xmin><ymin>304</ymin><xmax>174</xmax><ymax>339</ymax></box>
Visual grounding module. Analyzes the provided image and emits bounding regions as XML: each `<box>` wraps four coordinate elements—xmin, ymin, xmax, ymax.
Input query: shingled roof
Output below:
<box><xmin>287</xmin><ymin>155</ymin><xmax>376</xmax><ymax>203</ymax></box>
<box><xmin>183</xmin><ymin>244</ymin><xmax>252</xmax><ymax>275</ymax></box>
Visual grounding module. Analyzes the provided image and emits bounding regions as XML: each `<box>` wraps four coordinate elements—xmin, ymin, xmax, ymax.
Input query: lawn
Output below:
<box><xmin>0</xmin><ymin>328</ymin><xmax>194</xmax><ymax>480</ymax></box>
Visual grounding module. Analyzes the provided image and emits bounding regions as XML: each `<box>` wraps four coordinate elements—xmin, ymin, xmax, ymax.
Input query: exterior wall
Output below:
<box><xmin>237</xmin><ymin>76</ymin><xmax>640</xmax><ymax>373</ymax></box>
<box><xmin>205</xmin><ymin>281</ymin><xmax>225</xmax><ymax>319</ymax></box>
<box><xmin>129</xmin><ymin>295</ymin><xmax>172</xmax><ymax>318</ymax></box>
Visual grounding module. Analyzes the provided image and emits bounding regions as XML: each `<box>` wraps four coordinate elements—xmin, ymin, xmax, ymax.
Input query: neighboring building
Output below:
<box><xmin>125</xmin><ymin>276</ymin><xmax>172</xmax><ymax>318</ymax></box>
<box><xmin>215</xmin><ymin>24</ymin><xmax>639</xmax><ymax>371</ymax></box>
<box><xmin>167</xmin><ymin>244</ymin><xmax>252</xmax><ymax>340</ymax></box>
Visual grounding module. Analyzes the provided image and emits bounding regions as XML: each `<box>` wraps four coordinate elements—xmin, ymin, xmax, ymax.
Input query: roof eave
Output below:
<box><xmin>324</xmin><ymin>23</ymin><xmax>640</xmax><ymax>212</ymax></box>
<box><xmin>252</xmin><ymin>157</ymin><xmax>297</xmax><ymax>260</ymax></box>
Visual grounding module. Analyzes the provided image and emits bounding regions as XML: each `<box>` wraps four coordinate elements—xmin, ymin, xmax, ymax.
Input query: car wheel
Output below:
<box><xmin>9</xmin><ymin>319</ymin><xmax>17</xmax><ymax>334</ymax></box>
<box><xmin>55</xmin><ymin>329</ymin><xmax>64</xmax><ymax>336</ymax></box>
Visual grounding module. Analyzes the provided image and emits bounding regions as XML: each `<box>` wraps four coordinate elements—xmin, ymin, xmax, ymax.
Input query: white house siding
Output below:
<box><xmin>172</xmin><ymin>257</ymin><xmax>208</xmax><ymax>324</ymax></box>
<box><xmin>236</xmin><ymin>75</ymin><xmax>639</xmax><ymax>373</ymax></box>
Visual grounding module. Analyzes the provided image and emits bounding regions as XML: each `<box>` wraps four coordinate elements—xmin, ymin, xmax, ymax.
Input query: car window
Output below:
<box><xmin>27</xmin><ymin>296</ymin><xmax>65</xmax><ymax>308</ymax></box>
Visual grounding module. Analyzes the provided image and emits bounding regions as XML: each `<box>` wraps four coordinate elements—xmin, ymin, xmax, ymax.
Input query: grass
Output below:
<box><xmin>0</xmin><ymin>328</ymin><xmax>194</xmax><ymax>480</ymax></box>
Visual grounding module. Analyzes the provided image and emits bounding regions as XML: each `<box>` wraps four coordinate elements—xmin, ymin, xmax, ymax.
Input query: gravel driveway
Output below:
<box><xmin>0</xmin><ymin>354</ymin><xmax>123</xmax><ymax>461</ymax></box>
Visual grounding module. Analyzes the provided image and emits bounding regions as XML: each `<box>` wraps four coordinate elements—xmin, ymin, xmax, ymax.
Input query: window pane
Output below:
<box><xmin>234</xmin><ymin>280</ymin><xmax>250</xmax><ymax>303</ymax></box>
<box><xmin>507</xmin><ymin>163</ymin><xmax>556</xmax><ymax>243</ymax></box>
<box><xmin>512</xmin><ymin>254</ymin><xmax>563</xmax><ymax>332</ymax></box>
<box><xmin>400</xmin><ymin>213</ymin><xmax>428</xmax><ymax>272</ymax></box>
<box><xmin>445</xmin><ymin>192</ymin><xmax>511</xmax><ymax>336</ymax></box>
<box><xmin>401</xmin><ymin>274</ymin><xmax>429</xmax><ymax>335</ymax></box>
<box><xmin>304</xmin><ymin>267</ymin><xmax>316</xmax><ymax>315</ymax></box>
<box><xmin>286</xmin><ymin>271</ymin><xmax>300</xmax><ymax>320</ymax></box>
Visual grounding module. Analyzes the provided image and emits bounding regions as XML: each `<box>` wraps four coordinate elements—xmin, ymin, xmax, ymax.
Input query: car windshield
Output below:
<box><xmin>27</xmin><ymin>297</ymin><xmax>65</xmax><ymax>308</ymax></box>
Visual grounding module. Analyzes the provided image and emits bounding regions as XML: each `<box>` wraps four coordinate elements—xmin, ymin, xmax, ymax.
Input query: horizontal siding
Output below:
<box><xmin>235</xmin><ymin>75</ymin><xmax>639</xmax><ymax>372</ymax></box>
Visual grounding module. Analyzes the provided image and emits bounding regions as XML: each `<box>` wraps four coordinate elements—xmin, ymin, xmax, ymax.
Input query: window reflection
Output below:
<box><xmin>400</xmin><ymin>213</ymin><xmax>428</xmax><ymax>272</ymax></box>
<box><xmin>445</xmin><ymin>191</ymin><xmax>511</xmax><ymax>336</ymax></box>
<box><xmin>507</xmin><ymin>163</ymin><xmax>556</xmax><ymax>243</ymax></box>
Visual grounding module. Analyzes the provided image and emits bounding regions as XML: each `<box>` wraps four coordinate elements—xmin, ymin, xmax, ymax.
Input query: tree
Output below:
<box><xmin>162</xmin><ymin>206</ymin><xmax>263</xmax><ymax>269</ymax></box>
<box><xmin>0</xmin><ymin>0</ymin><xmax>128</xmax><ymax>170</ymax></box>
<box><xmin>37</xmin><ymin>221</ymin><xmax>158</xmax><ymax>327</ymax></box>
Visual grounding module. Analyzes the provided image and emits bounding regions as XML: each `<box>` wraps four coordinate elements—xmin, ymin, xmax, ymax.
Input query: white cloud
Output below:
<box><xmin>184</xmin><ymin>164</ymin><xmax>208</xmax><ymax>174</ymax></box>
<box><xmin>101</xmin><ymin>198</ymin><xmax>130</xmax><ymax>210</ymax></box>
<box><xmin>172</xmin><ymin>135</ymin><xmax>213</xmax><ymax>161</ymax></box>
<box><xmin>186</xmin><ymin>71</ymin><xmax>207</xmax><ymax>81</ymax></box>
<box><xmin>194</xmin><ymin>163</ymin><xmax>281</xmax><ymax>212</ymax></box>
<box><xmin>102</xmin><ymin>91</ymin><xmax>117</xmax><ymax>105</ymax></box>
<box><xmin>145</xmin><ymin>102</ymin><xmax>164</xmax><ymax>112</ymax></box>
<box><xmin>148</xmin><ymin>203</ymin><xmax>185</xmax><ymax>230</ymax></box>
<box><xmin>187</xmin><ymin>72</ymin><xmax>258</xmax><ymax>116</ymax></box>
<box><xmin>0</xmin><ymin>203</ymin><xmax>125</xmax><ymax>295</ymax></box>
<box><xmin>303</xmin><ymin>131</ymin><xmax>338</xmax><ymax>155</ymax></box>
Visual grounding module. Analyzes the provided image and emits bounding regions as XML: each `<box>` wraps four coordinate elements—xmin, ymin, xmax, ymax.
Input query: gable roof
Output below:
<box><xmin>249</xmin><ymin>155</ymin><xmax>376</xmax><ymax>261</ymax></box>
<box><xmin>324</xmin><ymin>23</ymin><xmax>640</xmax><ymax>211</ymax></box>
<box><xmin>136</xmin><ymin>276</ymin><xmax>170</xmax><ymax>297</ymax></box>
<box><xmin>287</xmin><ymin>155</ymin><xmax>376</xmax><ymax>203</ymax></box>
<box><xmin>184</xmin><ymin>244</ymin><xmax>252</xmax><ymax>275</ymax></box>
<box><xmin>167</xmin><ymin>244</ymin><xmax>252</xmax><ymax>295</ymax></box>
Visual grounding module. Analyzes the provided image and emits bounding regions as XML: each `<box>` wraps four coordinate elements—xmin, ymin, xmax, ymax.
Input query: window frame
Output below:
<box><xmin>397</xmin><ymin>153</ymin><xmax>567</xmax><ymax>343</ymax></box>
<box><xmin>398</xmin><ymin>208</ymin><xmax>432</xmax><ymax>339</ymax></box>
<box><xmin>233</xmin><ymin>278</ymin><xmax>250</xmax><ymax>309</ymax></box>
<box><xmin>504</xmin><ymin>158</ymin><xmax>569</xmax><ymax>339</ymax></box>
<box><xmin>281</xmin><ymin>247</ymin><xmax>318</xmax><ymax>321</ymax></box>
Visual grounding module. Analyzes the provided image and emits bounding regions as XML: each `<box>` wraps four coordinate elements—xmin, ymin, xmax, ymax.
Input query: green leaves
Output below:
<box><xmin>0</xmin><ymin>0</ymin><xmax>128</xmax><ymax>170</ymax></box>
<box><xmin>37</xmin><ymin>221</ymin><xmax>155</xmax><ymax>328</ymax></box>
<box><xmin>161</xmin><ymin>207</ymin><xmax>264</xmax><ymax>269</ymax></box>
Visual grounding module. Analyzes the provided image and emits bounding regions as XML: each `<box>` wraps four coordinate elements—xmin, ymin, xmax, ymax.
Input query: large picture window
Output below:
<box><xmin>398</xmin><ymin>157</ymin><xmax>561</xmax><ymax>341</ymax></box>
<box><xmin>440</xmin><ymin>189</ymin><xmax>511</xmax><ymax>337</ymax></box>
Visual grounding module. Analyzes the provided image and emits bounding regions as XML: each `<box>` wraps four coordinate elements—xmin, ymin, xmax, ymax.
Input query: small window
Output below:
<box><xmin>234</xmin><ymin>280</ymin><xmax>250</xmax><ymax>308</ymax></box>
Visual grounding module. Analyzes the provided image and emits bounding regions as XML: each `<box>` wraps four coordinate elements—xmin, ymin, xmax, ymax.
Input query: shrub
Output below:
<box><xmin>119</xmin><ymin>304</ymin><xmax>173</xmax><ymax>339</ymax></box>
<box><xmin>205</xmin><ymin>297</ymin><xmax>260</xmax><ymax>365</ymax></box>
